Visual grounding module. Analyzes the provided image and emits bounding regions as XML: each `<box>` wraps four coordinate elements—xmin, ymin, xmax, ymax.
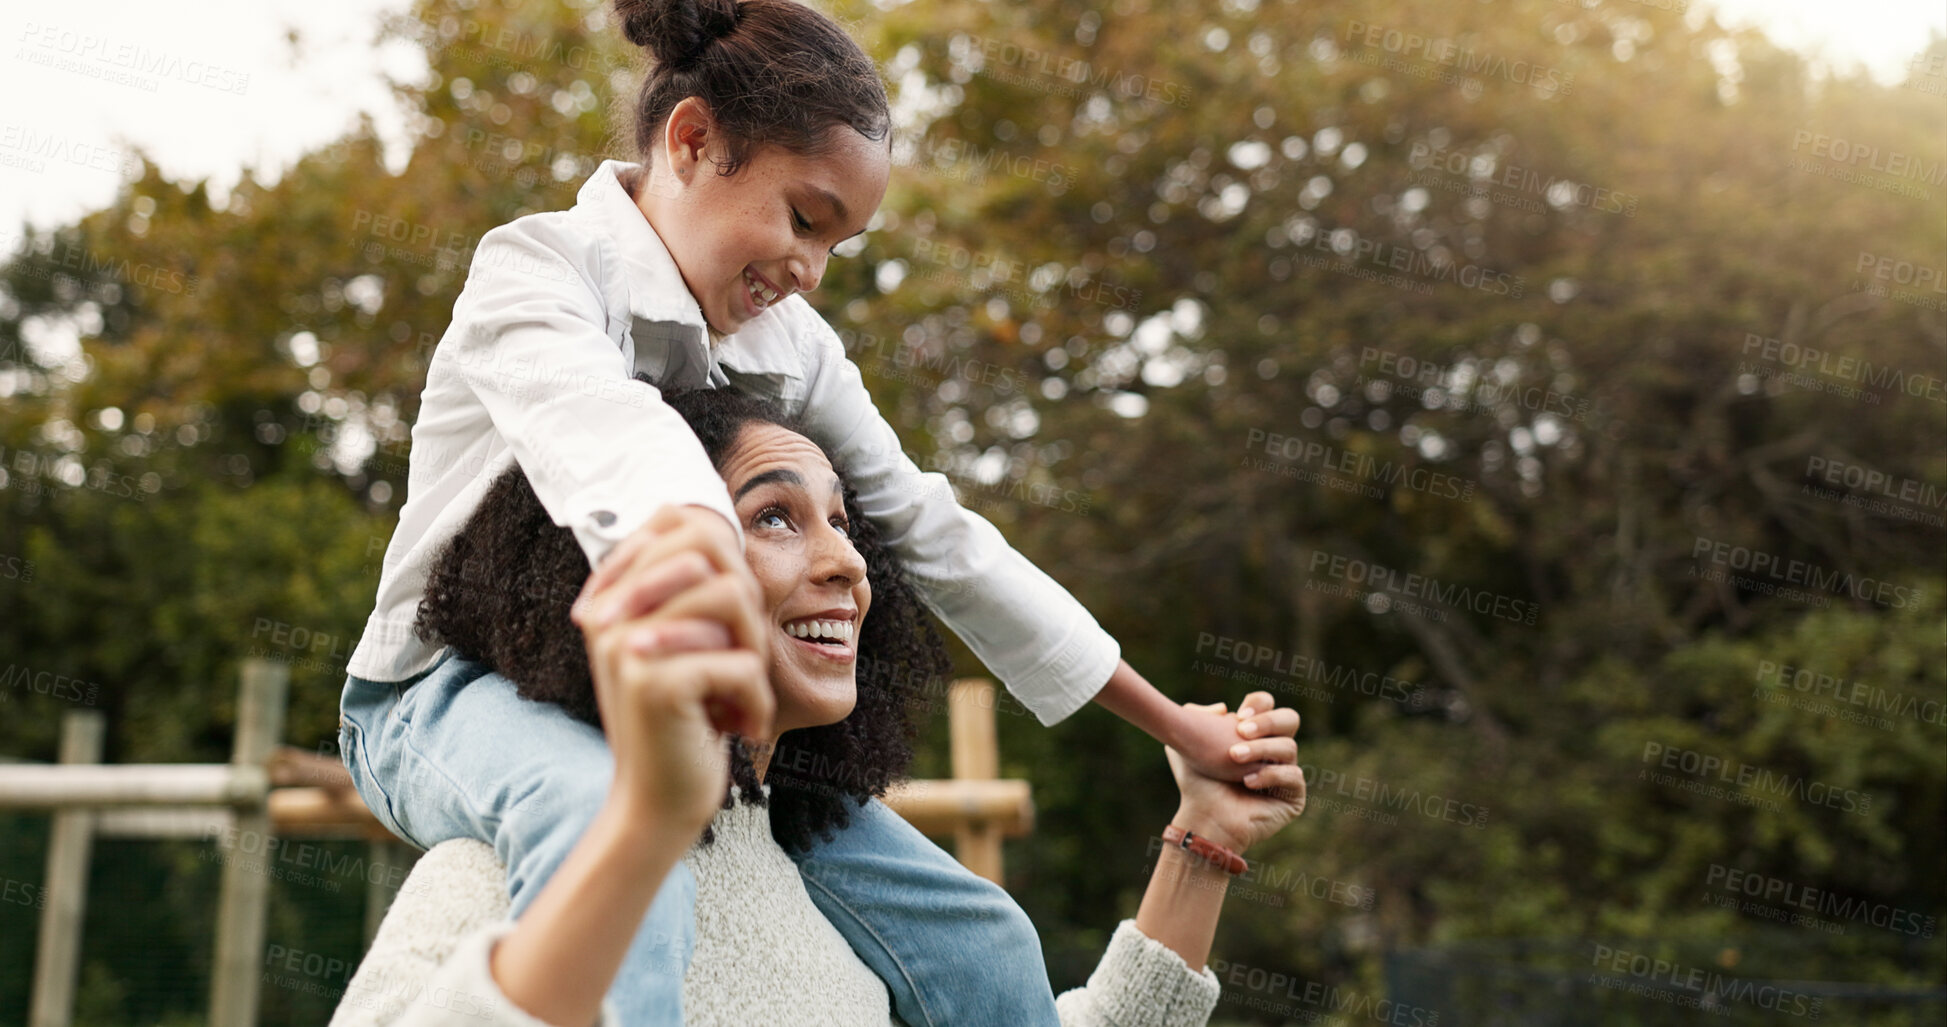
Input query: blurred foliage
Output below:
<box><xmin>1</xmin><ymin>0</ymin><xmax>1943</xmax><ymax>1022</ymax></box>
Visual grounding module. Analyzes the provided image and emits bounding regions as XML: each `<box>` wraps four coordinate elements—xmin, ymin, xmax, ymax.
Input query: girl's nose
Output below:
<box><xmin>792</xmin><ymin>248</ymin><xmax>827</xmax><ymax>294</ymax></box>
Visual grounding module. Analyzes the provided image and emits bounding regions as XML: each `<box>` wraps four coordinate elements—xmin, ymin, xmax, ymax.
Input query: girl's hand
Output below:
<box><xmin>580</xmin><ymin>545</ymin><xmax>774</xmax><ymax>839</ymax></box>
<box><xmin>1164</xmin><ymin>696</ymin><xmax>1305</xmax><ymax>854</ymax></box>
<box><xmin>1169</xmin><ymin>689</ymin><xmax>1299</xmax><ymax>783</ymax></box>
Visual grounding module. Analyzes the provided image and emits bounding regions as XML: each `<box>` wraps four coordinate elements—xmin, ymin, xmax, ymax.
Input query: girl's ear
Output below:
<box><xmin>664</xmin><ymin>96</ymin><xmax>717</xmax><ymax>181</ymax></box>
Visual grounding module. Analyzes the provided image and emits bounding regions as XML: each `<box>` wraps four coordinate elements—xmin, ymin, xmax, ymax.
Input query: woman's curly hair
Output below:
<box><xmin>413</xmin><ymin>386</ymin><xmax>945</xmax><ymax>853</ymax></box>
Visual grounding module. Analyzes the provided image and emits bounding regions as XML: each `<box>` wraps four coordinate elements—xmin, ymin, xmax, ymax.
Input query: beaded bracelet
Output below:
<box><xmin>1162</xmin><ymin>824</ymin><xmax>1248</xmax><ymax>876</ymax></box>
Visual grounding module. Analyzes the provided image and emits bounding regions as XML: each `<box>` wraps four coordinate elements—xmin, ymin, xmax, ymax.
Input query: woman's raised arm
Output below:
<box><xmin>1135</xmin><ymin>691</ymin><xmax>1307</xmax><ymax>971</ymax></box>
<box><xmin>483</xmin><ymin>510</ymin><xmax>773</xmax><ymax>1027</ymax></box>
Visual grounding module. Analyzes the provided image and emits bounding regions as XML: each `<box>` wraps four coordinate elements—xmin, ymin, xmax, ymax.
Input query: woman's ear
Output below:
<box><xmin>663</xmin><ymin>96</ymin><xmax>717</xmax><ymax>182</ymax></box>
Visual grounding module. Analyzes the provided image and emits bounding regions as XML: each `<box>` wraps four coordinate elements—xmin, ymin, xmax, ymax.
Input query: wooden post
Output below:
<box><xmin>207</xmin><ymin>659</ymin><xmax>288</xmax><ymax>1027</ymax></box>
<box><xmin>28</xmin><ymin>711</ymin><xmax>104</xmax><ymax>1027</ymax></box>
<box><xmin>948</xmin><ymin>679</ymin><xmax>1004</xmax><ymax>884</ymax></box>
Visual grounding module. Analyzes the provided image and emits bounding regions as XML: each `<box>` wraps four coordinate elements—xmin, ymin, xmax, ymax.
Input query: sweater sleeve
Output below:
<box><xmin>1052</xmin><ymin>920</ymin><xmax>1221</xmax><ymax>1027</ymax></box>
<box><xmin>327</xmin><ymin>839</ymin><xmax>620</xmax><ymax>1027</ymax></box>
<box><xmin>344</xmin><ymin>920</ymin><xmax>619</xmax><ymax>1027</ymax></box>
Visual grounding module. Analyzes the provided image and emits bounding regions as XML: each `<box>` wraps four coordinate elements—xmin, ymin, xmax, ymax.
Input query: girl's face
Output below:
<box><xmin>718</xmin><ymin>423</ymin><xmax>872</xmax><ymax>737</ymax></box>
<box><xmin>641</xmin><ymin>100</ymin><xmax>889</xmax><ymax>336</ymax></box>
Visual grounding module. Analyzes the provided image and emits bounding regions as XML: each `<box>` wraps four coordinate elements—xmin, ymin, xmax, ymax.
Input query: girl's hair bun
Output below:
<box><xmin>615</xmin><ymin>0</ymin><xmax>740</xmax><ymax>67</ymax></box>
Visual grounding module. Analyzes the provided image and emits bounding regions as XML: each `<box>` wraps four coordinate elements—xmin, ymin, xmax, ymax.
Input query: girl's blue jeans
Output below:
<box><xmin>337</xmin><ymin>651</ymin><xmax>1060</xmax><ymax>1026</ymax></box>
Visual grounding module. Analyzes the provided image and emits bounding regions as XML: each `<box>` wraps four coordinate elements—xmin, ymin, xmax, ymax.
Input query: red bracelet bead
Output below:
<box><xmin>1163</xmin><ymin>824</ymin><xmax>1248</xmax><ymax>875</ymax></box>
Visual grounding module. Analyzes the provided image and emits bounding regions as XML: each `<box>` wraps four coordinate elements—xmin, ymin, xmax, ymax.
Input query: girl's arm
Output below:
<box><xmin>1094</xmin><ymin>661</ymin><xmax>1280</xmax><ymax>786</ymax></box>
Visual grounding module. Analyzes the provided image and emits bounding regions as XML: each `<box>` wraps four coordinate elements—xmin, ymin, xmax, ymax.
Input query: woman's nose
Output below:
<box><xmin>812</xmin><ymin>522</ymin><xmax>866</xmax><ymax>584</ymax></box>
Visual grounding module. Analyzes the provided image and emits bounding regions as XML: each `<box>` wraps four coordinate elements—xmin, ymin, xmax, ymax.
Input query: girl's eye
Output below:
<box><xmin>791</xmin><ymin>208</ymin><xmax>812</xmax><ymax>233</ymax></box>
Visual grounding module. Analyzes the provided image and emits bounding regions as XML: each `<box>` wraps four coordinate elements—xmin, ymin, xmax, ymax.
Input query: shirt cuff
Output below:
<box><xmin>1004</xmin><ymin>621</ymin><xmax>1122</xmax><ymax>727</ymax></box>
<box><xmin>567</xmin><ymin>489</ymin><xmax>742</xmax><ymax>570</ymax></box>
<box><xmin>412</xmin><ymin>920</ymin><xmax>620</xmax><ymax>1026</ymax></box>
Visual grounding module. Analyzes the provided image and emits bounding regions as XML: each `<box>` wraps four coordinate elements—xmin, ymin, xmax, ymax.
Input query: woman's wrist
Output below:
<box><xmin>595</xmin><ymin>791</ymin><xmax>705</xmax><ymax>873</ymax></box>
<box><xmin>1171</xmin><ymin>804</ymin><xmax>1249</xmax><ymax>855</ymax></box>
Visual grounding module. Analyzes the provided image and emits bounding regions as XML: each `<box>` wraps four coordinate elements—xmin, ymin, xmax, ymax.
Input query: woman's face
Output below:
<box><xmin>718</xmin><ymin>423</ymin><xmax>871</xmax><ymax>737</ymax></box>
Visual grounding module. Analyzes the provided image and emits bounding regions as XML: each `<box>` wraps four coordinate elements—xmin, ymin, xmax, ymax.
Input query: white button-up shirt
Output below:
<box><xmin>347</xmin><ymin>159</ymin><xmax>1117</xmax><ymax>725</ymax></box>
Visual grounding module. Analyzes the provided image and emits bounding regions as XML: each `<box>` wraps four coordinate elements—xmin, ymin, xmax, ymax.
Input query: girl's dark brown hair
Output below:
<box><xmin>413</xmin><ymin>386</ymin><xmax>943</xmax><ymax>853</ymax></box>
<box><xmin>612</xmin><ymin>0</ymin><xmax>890</xmax><ymax>176</ymax></box>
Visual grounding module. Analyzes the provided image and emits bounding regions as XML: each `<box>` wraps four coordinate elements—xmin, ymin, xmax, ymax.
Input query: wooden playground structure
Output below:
<box><xmin>0</xmin><ymin>659</ymin><xmax>1033</xmax><ymax>1026</ymax></box>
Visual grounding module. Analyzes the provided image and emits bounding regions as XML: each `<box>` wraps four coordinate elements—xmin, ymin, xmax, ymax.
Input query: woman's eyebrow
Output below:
<box><xmin>735</xmin><ymin>468</ymin><xmax>802</xmax><ymax>501</ymax></box>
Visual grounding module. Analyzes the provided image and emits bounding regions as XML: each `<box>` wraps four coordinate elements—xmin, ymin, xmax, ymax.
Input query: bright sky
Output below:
<box><xmin>0</xmin><ymin>0</ymin><xmax>1940</xmax><ymax>236</ymax></box>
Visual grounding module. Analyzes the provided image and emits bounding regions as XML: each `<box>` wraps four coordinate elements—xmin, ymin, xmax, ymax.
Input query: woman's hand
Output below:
<box><xmin>1165</xmin><ymin>692</ymin><xmax>1305</xmax><ymax>854</ymax></box>
<box><xmin>578</xmin><ymin>532</ymin><xmax>774</xmax><ymax>840</ymax></box>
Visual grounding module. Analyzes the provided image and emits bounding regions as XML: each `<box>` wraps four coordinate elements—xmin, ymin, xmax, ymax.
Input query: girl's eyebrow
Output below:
<box><xmin>802</xmin><ymin>186</ymin><xmax>867</xmax><ymax>241</ymax></box>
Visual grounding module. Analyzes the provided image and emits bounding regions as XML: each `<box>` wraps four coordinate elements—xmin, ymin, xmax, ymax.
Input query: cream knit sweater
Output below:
<box><xmin>328</xmin><ymin>791</ymin><xmax>1221</xmax><ymax>1027</ymax></box>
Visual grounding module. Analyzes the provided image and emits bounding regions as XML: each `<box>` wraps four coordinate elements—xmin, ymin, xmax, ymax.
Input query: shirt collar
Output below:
<box><xmin>579</xmin><ymin>159</ymin><xmax>709</xmax><ymax>329</ymax></box>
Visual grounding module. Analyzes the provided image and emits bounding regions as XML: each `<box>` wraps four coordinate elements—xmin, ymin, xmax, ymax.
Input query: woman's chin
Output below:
<box><xmin>771</xmin><ymin>664</ymin><xmax>858</xmax><ymax>731</ymax></box>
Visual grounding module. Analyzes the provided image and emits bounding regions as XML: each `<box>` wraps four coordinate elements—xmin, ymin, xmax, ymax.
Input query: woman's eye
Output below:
<box><xmin>831</xmin><ymin>516</ymin><xmax>850</xmax><ymax>535</ymax></box>
<box><xmin>755</xmin><ymin>506</ymin><xmax>791</xmax><ymax>530</ymax></box>
<box><xmin>791</xmin><ymin>208</ymin><xmax>812</xmax><ymax>232</ymax></box>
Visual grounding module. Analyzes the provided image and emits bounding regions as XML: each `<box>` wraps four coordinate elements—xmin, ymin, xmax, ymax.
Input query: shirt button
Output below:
<box><xmin>592</xmin><ymin>510</ymin><xmax>617</xmax><ymax>528</ymax></box>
